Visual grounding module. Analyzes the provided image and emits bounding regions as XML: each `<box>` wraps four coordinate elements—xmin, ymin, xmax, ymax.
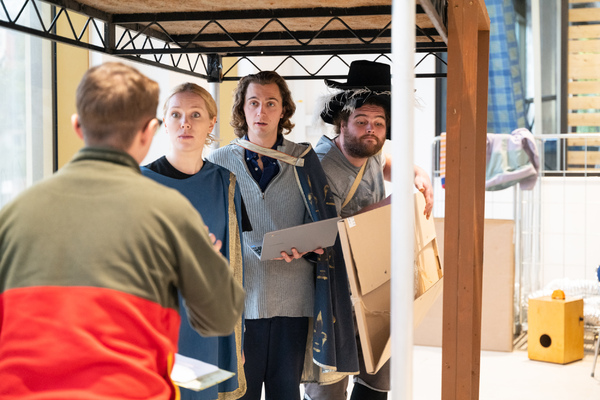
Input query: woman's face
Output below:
<box><xmin>164</xmin><ymin>91</ymin><xmax>216</xmax><ymax>154</ymax></box>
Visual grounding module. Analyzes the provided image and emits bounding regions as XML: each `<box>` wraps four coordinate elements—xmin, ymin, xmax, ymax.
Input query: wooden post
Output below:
<box><xmin>442</xmin><ymin>1</ymin><xmax>490</xmax><ymax>400</ymax></box>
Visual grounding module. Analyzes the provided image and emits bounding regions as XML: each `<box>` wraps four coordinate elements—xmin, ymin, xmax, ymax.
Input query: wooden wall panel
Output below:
<box><xmin>569</xmin><ymin>80</ymin><xmax>600</xmax><ymax>94</ymax></box>
<box><xmin>567</xmin><ymin>0</ymin><xmax>600</xmax><ymax>169</ymax></box>
<box><xmin>568</xmin><ymin>113</ymin><xmax>600</xmax><ymax>126</ymax></box>
<box><xmin>568</xmin><ymin>53</ymin><xmax>600</xmax><ymax>79</ymax></box>
<box><xmin>568</xmin><ymin>39</ymin><xmax>600</xmax><ymax>53</ymax></box>
<box><xmin>569</xmin><ymin>7</ymin><xmax>600</xmax><ymax>22</ymax></box>
<box><xmin>565</xmin><ymin>137</ymin><xmax>600</xmax><ymax>146</ymax></box>
<box><xmin>569</xmin><ymin>24</ymin><xmax>600</xmax><ymax>39</ymax></box>
<box><xmin>567</xmin><ymin>95</ymin><xmax>600</xmax><ymax>110</ymax></box>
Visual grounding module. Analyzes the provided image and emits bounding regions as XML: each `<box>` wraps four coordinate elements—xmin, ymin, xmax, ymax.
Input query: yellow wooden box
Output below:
<box><xmin>527</xmin><ymin>296</ymin><xmax>584</xmax><ymax>364</ymax></box>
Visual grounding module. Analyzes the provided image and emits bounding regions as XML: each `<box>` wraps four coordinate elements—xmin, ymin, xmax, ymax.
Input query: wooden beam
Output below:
<box><xmin>567</xmin><ymin>150</ymin><xmax>600</xmax><ymax>165</ymax></box>
<box><xmin>569</xmin><ymin>80</ymin><xmax>600</xmax><ymax>95</ymax></box>
<box><xmin>568</xmin><ymin>53</ymin><xmax>600</xmax><ymax>79</ymax></box>
<box><xmin>569</xmin><ymin>25</ymin><xmax>600</xmax><ymax>40</ymax></box>
<box><xmin>568</xmin><ymin>95</ymin><xmax>600</xmax><ymax>110</ymax></box>
<box><xmin>565</xmin><ymin>137</ymin><xmax>600</xmax><ymax>147</ymax></box>
<box><xmin>568</xmin><ymin>38</ymin><xmax>600</xmax><ymax>53</ymax></box>
<box><xmin>568</xmin><ymin>112</ymin><xmax>600</xmax><ymax>126</ymax></box>
<box><xmin>442</xmin><ymin>1</ymin><xmax>489</xmax><ymax>399</ymax></box>
<box><xmin>569</xmin><ymin>7</ymin><xmax>600</xmax><ymax>23</ymax></box>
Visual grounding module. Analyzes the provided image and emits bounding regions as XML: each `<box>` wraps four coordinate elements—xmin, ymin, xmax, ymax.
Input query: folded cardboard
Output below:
<box><xmin>337</xmin><ymin>194</ymin><xmax>443</xmax><ymax>374</ymax></box>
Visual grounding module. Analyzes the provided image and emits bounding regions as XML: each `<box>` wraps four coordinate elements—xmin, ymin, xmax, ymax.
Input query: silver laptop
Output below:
<box><xmin>256</xmin><ymin>217</ymin><xmax>341</xmax><ymax>261</ymax></box>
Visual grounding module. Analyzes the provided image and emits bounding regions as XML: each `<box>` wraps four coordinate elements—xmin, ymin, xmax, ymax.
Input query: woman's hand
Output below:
<box><xmin>207</xmin><ymin>228</ymin><xmax>222</xmax><ymax>253</ymax></box>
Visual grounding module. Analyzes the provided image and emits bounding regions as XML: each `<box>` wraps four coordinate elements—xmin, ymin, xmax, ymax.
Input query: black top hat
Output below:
<box><xmin>321</xmin><ymin>61</ymin><xmax>392</xmax><ymax>139</ymax></box>
<box><xmin>324</xmin><ymin>60</ymin><xmax>391</xmax><ymax>91</ymax></box>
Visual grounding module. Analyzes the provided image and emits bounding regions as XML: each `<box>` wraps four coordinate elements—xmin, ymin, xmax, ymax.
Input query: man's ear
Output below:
<box><xmin>339</xmin><ymin>120</ymin><xmax>348</xmax><ymax>135</ymax></box>
<box><xmin>128</xmin><ymin>118</ymin><xmax>159</xmax><ymax>164</ymax></box>
<box><xmin>140</xmin><ymin>118</ymin><xmax>160</xmax><ymax>146</ymax></box>
<box><xmin>71</xmin><ymin>114</ymin><xmax>84</xmax><ymax>141</ymax></box>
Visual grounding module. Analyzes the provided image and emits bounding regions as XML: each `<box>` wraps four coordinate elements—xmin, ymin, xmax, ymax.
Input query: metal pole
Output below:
<box><xmin>208</xmin><ymin>82</ymin><xmax>221</xmax><ymax>148</ymax></box>
<box><xmin>532</xmin><ymin>0</ymin><xmax>543</xmax><ymax>136</ymax></box>
<box><xmin>391</xmin><ymin>1</ymin><xmax>415</xmax><ymax>399</ymax></box>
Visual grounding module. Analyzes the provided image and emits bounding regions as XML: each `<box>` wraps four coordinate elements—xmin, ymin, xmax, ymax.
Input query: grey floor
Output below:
<box><xmin>293</xmin><ymin>339</ymin><xmax>600</xmax><ymax>400</ymax></box>
<box><xmin>412</xmin><ymin>345</ymin><xmax>599</xmax><ymax>400</ymax></box>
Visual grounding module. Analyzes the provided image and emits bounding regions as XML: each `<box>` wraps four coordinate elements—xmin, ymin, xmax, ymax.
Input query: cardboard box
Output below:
<box><xmin>337</xmin><ymin>194</ymin><xmax>443</xmax><ymax>374</ymax></box>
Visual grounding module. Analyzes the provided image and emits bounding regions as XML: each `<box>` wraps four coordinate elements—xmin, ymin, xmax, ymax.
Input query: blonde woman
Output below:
<box><xmin>142</xmin><ymin>83</ymin><xmax>249</xmax><ymax>400</ymax></box>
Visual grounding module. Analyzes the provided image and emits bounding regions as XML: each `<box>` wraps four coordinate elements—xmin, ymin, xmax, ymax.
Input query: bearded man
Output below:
<box><xmin>304</xmin><ymin>60</ymin><xmax>433</xmax><ymax>400</ymax></box>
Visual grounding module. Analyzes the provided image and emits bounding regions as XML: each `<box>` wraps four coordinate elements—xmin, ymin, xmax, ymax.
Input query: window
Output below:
<box><xmin>0</xmin><ymin>2</ymin><xmax>53</xmax><ymax>207</ymax></box>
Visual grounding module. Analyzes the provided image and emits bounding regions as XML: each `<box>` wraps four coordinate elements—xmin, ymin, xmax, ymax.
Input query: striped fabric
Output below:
<box><xmin>208</xmin><ymin>140</ymin><xmax>315</xmax><ymax>320</ymax></box>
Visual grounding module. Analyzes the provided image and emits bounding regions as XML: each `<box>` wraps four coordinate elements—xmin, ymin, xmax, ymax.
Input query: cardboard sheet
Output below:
<box><xmin>337</xmin><ymin>193</ymin><xmax>443</xmax><ymax>374</ymax></box>
<box><xmin>414</xmin><ymin>218</ymin><xmax>515</xmax><ymax>352</ymax></box>
<box><xmin>343</xmin><ymin>212</ymin><xmax>391</xmax><ymax>295</ymax></box>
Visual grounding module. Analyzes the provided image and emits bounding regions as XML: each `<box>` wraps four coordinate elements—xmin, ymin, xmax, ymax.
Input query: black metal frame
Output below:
<box><xmin>0</xmin><ymin>0</ymin><xmax>448</xmax><ymax>81</ymax></box>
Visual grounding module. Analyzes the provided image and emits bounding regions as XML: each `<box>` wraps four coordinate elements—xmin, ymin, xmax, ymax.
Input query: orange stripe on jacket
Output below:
<box><xmin>0</xmin><ymin>285</ymin><xmax>181</xmax><ymax>400</ymax></box>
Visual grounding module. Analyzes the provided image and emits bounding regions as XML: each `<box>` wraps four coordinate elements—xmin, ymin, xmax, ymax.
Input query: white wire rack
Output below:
<box><xmin>431</xmin><ymin>133</ymin><xmax>600</xmax><ymax>336</ymax></box>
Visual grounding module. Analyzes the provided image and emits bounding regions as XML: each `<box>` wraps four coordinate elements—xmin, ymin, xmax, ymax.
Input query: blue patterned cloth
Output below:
<box><xmin>293</xmin><ymin>148</ymin><xmax>359</xmax><ymax>376</ymax></box>
<box><xmin>486</xmin><ymin>0</ymin><xmax>526</xmax><ymax>133</ymax></box>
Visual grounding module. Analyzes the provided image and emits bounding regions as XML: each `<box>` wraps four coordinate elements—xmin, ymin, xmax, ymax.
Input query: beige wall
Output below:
<box><xmin>218</xmin><ymin>58</ymin><xmax>238</xmax><ymax>145</ymax></box>
<box><xmin>56</xmin><ymin>14</ymin><xmax>89</xmax><ymax>169</ymax></box>
<box><xmin>54</xmin><ymin>31</ymin><xmax>240</xmax><ymax>164</ymax></box>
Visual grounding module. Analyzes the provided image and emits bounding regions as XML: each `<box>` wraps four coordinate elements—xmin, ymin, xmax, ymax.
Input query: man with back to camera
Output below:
<box><xmin>304</xmin><ymin>60</ymin><xmax>433</xmax><ymax>400</ymax></box>
<box><xmin>0</xmin><ymin>62</ymin><xmax>245</xmax><ymax>400</ymax></box>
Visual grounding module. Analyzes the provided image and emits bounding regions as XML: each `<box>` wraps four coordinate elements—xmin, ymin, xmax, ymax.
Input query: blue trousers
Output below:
<box><xmin>240</xmin><ymin>317</ymin><xmax>309</xmax><ymax>400</ymax></box>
